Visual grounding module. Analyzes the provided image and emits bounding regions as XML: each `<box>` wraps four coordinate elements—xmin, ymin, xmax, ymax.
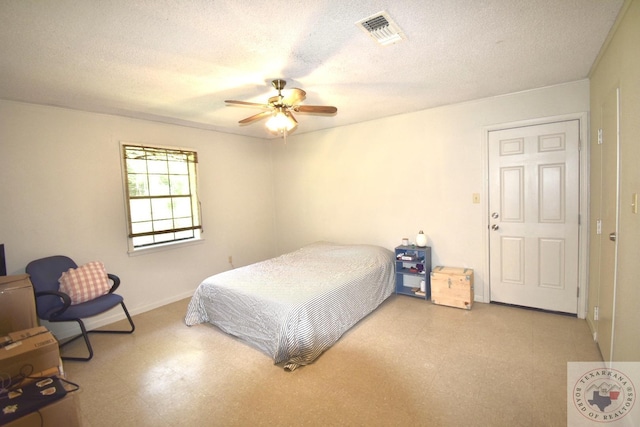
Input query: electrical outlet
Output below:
<box><xmin>472</xmin><ymin>193</ymin><xmax>480</xmax><ymax>204</ymax></box>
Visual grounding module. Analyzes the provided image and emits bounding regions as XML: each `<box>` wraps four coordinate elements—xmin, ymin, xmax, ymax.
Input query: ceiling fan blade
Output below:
<box><xmin>239</xmin><ymin>111</ymin><xmax>272</xmax><ymax>124</ymax></box>
<box><xmin>282</xmin><ymin>88</ymin><xmax>306</xmax><ymax>106</ymax></box>
<box><xmin>295</xmin><ymin>105</ymin><xmax>337</xmax><ymax>114</ymax></box>
<box><xmin>287</xmin><ymin>111</ymin><xmax>298</xmax><ymax>125</ymax></box>
<box><xmin>225</xmin><ymin>100</ymin><xmax>269</xmax><ymax>108</ymax></box>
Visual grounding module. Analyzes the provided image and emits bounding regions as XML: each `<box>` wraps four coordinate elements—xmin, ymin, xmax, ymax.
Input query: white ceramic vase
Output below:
<box><xmin>416</xmin><ymin>230</ymin><xmax>427</xmax><ymax>247</ymax></box>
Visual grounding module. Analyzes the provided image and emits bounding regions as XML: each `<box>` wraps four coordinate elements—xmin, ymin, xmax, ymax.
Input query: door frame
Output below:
<box><xmin>481</xmin><ymin>112</ymin><xmax>590</xmax><ymax>319</ymax></box>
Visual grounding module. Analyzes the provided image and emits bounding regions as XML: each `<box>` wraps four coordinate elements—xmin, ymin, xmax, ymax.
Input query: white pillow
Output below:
<box><xmin>58</xmin><ymin>261</ymin><xmax>111</xmax><ymax>305</ymax></box>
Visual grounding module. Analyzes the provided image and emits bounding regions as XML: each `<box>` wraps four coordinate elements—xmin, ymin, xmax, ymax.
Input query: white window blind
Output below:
<box><xmin>122</xmin><ymin>144</ymin><xmax>202</xmax><ymax>249</ymax></box>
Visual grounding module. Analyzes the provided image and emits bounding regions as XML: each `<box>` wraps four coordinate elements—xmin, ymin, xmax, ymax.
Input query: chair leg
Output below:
<box><xmin>57</xmin><ymin>302</ymin><xmax>135</xmax><ymax>362</ymax></box>
<box><xmin>91</xmin><ymin>302</ymin><xmax>136</xmax><ymax>335</ymax></box>
<box><xmin>59</xmin><ymin>319</ymin><xmax>94</xmax><ymax>362</ymax></box>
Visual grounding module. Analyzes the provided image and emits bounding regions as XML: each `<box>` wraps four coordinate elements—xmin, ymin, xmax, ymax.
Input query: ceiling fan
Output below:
<box><xmin>225</xmin><ymin>79</ymin><xmax>337</xmax><ymax>136</ymax></box>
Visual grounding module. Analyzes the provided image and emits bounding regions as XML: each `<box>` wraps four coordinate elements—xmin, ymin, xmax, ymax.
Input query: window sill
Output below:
<box><xmin>127</xmin><ymin>238</ymin><xmax>205</xmax><ymax>257</ymax></box>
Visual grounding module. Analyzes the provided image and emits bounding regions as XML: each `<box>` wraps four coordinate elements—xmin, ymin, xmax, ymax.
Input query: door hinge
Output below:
<box><xmin>594</xmin><ymin>306</ymin><xmax>599</xmax><ymax>321</ymax></box>
<box><xmin>598</xmin><ymin>128</ymin><xmax>603</xmax><ymax>145</ymax></box>
<box><xmin>596</xmin><ymin>219</ymin><xmax>602</xmax><ymax>235</ymax></box>
<box><xmin>577</xmin><ymin>287</ymin><xmax>580</xmax><ymax>298</ymax></box>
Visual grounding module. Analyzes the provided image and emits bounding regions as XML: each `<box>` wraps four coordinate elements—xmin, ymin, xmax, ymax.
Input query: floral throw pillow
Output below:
<box><xmin>58</xmin><ymin>261</ymin><xmax>111</xmax><ymax>305</ymax></box>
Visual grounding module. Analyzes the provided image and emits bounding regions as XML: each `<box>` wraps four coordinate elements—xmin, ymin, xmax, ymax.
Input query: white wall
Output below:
<box><xmin>272</xmin><ymin>80</ymin><xmax>591</xmax><ymax>302</ymax></box>
<box><xmin>0</xmin><ymin>100</ymin><xmax>277</xmax><ymax>336</ymax></box>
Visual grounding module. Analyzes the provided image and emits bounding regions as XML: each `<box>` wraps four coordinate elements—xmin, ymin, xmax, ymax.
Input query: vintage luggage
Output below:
<box><xmin>430</xmin><ymin>266</ymin><xmax>474</xmax><ymax>310</ymax></box>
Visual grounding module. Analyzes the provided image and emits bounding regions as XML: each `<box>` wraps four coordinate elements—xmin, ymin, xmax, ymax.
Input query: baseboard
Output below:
<box><xmin>586</xmin><ymin>316</ymin><xmax>598</xmax><ymax>342</ymax></box>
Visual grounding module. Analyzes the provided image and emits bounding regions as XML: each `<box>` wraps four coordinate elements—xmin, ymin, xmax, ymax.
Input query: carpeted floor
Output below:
<box><xmin>62</xmin><ymin>295</ymin><xmax>602</xmax><ymax>426</ymax></box>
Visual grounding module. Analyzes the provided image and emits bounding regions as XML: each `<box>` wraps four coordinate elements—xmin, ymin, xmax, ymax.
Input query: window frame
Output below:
<box><xmin>121</xmin><ymin>142</ymin><xmax>203</xmax><ymax>254</ymax></box>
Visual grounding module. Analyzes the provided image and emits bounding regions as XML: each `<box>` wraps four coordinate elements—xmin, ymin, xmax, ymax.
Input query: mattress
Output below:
<box><xmin>185</xmin><ymin>242</ymin><xmax>395</xmax><ymax>370</ymax></box>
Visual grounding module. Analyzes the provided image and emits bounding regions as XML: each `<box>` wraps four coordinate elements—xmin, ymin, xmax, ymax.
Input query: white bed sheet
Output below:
<box><xmin>185</xmin><ymin>242</ymin><xmax>395</xmax><ymax>370</ymax></box>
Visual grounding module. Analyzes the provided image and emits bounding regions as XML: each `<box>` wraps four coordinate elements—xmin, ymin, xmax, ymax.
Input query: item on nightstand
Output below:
<box><xmin>416</xmin><ymin>230</ymin><xmax>427</xmax><ymax>247</ymax></box>
<box><xmin>430</xmin><ymin>266</ymin><xmax>474</xmax><ymax>310</ymax></box>
<box><xmin>402</xmin><ymin>238</ymin><xmax>409</xmax><ymax>246</ymax></box>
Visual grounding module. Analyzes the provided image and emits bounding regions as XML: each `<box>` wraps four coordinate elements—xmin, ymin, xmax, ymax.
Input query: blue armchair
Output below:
<box><xmin>25</xmin><ymin>255</ymin><xmax>135</xmax><ymax>361</ymax></box>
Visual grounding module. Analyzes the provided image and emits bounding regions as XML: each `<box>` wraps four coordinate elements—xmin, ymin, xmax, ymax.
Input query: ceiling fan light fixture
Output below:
<box><xmin>266</xmin><ymin>108</ymin><xmax>296</xmax><ymax>133</ymax></box>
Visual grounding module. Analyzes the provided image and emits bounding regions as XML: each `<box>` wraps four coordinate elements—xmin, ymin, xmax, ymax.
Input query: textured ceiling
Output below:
<box><xmin>0</xmin><ymin>0</ymin><xmax>624</xmax><ymax>139</ymax></box>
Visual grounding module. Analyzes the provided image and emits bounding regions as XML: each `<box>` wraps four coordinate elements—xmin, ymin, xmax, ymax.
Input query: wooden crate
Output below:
<box><xmin>430</xmin><ymin>266</ymin><xmax>474</xmax><ymax>310</ymax></box>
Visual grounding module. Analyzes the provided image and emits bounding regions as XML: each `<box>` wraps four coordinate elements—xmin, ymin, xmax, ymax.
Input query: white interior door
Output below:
<box><xmin>489</xmin><ymin>120</ymin><xmax>580</xmax><ymax>314</ymax></box>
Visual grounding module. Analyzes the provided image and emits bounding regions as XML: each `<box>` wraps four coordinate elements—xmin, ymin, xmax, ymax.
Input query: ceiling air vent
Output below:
<box><xmin>356</xmin><ymin>11</ymin><xmax>406</xmax><ymax>46</ymax></box>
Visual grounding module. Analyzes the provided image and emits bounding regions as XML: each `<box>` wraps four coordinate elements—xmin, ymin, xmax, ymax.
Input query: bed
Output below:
<box><xmin>185</xmin><ymin>242</ymin><xmax>395</xmax><ymax>371</ymax></box>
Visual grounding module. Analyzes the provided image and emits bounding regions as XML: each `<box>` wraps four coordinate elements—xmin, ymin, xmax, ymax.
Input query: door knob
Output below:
<box><xmin>491</xmin><ymin>212</ymin><xmax>499</xmax><ymax>219</ymax></box>
<box><xmin>609</xmin><ymin>232</ymin><xmax>616</xmax><ymax>242</ymax></box>
<box><xmin>491</xmin><ymin>224</ymin><xmax>499</xmax><ymax>231</ymax></box>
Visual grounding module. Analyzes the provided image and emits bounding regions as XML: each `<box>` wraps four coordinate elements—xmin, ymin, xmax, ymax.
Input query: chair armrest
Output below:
<box><xmin>107</xmin><ymin>273</ymin><xmax>121</xmax><ymax>293</ymax></box>
<box><xmin>34</xmin><ymin>290</ymin><xmax>72</xmax><ymax>318</ymax></box>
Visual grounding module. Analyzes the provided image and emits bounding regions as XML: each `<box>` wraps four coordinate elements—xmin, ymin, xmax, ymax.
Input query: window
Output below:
<box><xmin>122</xmin><ymin>143</ymin><xmax>202</xmax><ymax>250</ymax></box>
